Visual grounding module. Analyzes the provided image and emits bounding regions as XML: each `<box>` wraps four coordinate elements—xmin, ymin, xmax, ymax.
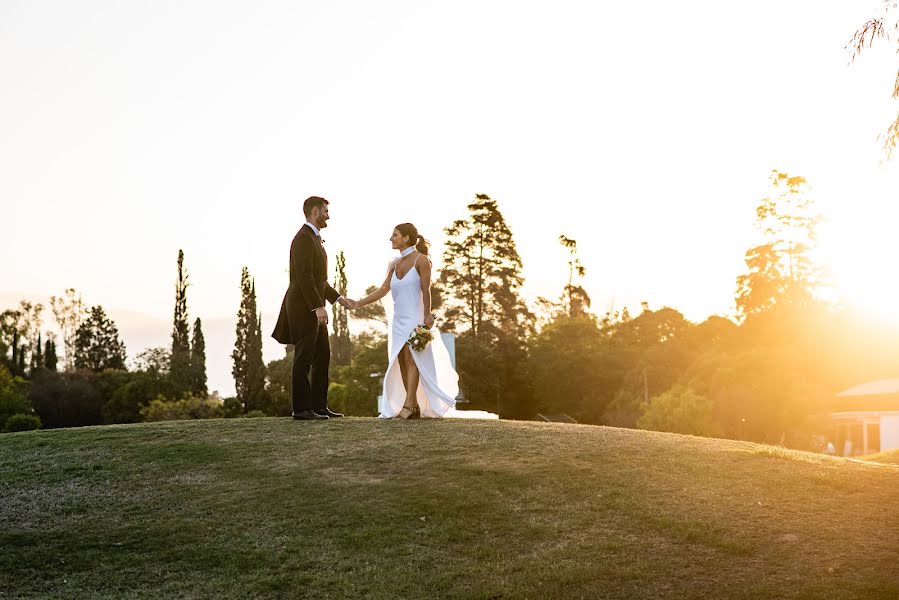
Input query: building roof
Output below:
<box><xmin>836</xmin><ymin>379</ymin><xmax>899</xmax><ymax>397</ymax></box>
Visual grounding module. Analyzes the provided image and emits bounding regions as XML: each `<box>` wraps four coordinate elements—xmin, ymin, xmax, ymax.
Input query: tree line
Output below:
<box><xmin>3</xmin><ymin>171</ymin><xmax>897</xmax><ymax>450</ymax></box>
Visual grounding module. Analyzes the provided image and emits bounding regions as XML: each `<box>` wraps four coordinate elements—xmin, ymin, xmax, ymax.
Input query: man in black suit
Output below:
<box><xmin>272</xmin><ymin>196</ymin><xmax>350</xmax><ymax>420</ymax></box>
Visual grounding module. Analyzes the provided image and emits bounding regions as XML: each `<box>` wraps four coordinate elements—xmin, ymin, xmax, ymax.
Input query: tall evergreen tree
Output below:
<box><xmin>190</xmin><ymin>317</ymin><xmax>208</xmax><ymax>395</ymax></box>
<box><xmin>170</xmin><ymin>249</ymin><xmax>192</xmax><ymax>393</ymax></box>
<box><xmin>330</xmin><ymin>251</ymin><xmax>352</xmax><ymax>366</ymax></box>
<box><xmin>232</xmin><ymin>268</ymin><xmax>267</xmax><ymax>412</ymax></box>
<box><xmin>437</xmin><ymin>194</ymin><xmax>535</xmax><ymax>416</ymax></box>
<box><xmin>74</xmin><ymin>305</ymin><xmax>127</xmax><ymax>372</ymax></box>
<box><xmin>11</xmin><ymin>330</ymin><xmax>21</xmax><ymax>377</ymax></box>
<box><xmin>31</xmin><ymin>332</ymin><xmax>43</xmax><ymax>373</ymax></box>
<box><xmin>44</xmin><ymin>337</ymin><xmax>58</xmax><ymax>372</ymax></box>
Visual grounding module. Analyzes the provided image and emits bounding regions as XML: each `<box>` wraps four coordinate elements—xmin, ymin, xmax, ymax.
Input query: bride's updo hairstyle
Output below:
<box><xmin>396</xmin><ymin>223</ymin><xmax>430</xmax><ymax>255</ymax></box>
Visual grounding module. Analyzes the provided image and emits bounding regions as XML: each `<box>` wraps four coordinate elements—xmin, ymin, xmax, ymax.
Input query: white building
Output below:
<box><xmin>830</xmin><ymin>379</ymin><xmax>899</xmax><ymax>457</ymax></box>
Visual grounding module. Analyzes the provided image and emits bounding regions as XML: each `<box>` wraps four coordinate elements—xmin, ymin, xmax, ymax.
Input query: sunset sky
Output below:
<box><xmin>3</xmin><ymin>0</ymin><xmax>899</xmax><ymax>394</ymax></box>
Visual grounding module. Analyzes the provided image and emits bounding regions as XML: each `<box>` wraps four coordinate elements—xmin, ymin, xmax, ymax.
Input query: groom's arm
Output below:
<box><xmin>293</xmin><ymin>233</ymin><xmax>325</xmax><ymax>310</ymax></box>
<box><xmin>324</xmin><ymin>283</ymin><xmax>340</xmax><ymax>306</ymax></box>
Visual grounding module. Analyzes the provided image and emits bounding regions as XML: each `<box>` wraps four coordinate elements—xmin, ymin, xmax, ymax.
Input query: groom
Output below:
<box><xmin>272</xmin><ymin>196</ymin><xmax>350</xmax><ymax>420</ymax></box>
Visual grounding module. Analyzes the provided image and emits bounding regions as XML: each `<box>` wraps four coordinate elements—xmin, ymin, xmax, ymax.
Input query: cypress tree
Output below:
<box><xmin>170</xmin><ymin>249</ymin><xmax>192</xmax><ymax>394</ymax></box>
<box><xmin>31</xmin><ymin>332</ymin><xmax>43</xmax><ymax>373</ymax></box>
<box><xmin>45</xmin><ymin>338</ymin><xmax>58</xmax><ymax>372</ymax></box>
<box><xmin>330</xmin><ymin>251</ymin><xmax>351</xmax><ymax>366</ymax></box>
<box><xmin>233</xmin><ymin>268</ymin><xmax>267</xmax><ymax>412</ymax></box>
<box><xmin>190</xmin><ymin>317</ymin><xmax>208</xmax><ymax>395</ymax></box>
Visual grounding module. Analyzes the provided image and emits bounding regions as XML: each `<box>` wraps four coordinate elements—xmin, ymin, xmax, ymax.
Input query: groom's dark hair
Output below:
<box><xmin>303</xmin><ymin>196</ymin><xmax>329</xmax><ymax>217</ymax></box>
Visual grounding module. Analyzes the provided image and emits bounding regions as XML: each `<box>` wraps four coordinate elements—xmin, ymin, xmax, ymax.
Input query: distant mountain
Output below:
<box><xmin>0</xmin><ymin>291</ymin><xmax>283</xmax><ymax>397</ymax></box>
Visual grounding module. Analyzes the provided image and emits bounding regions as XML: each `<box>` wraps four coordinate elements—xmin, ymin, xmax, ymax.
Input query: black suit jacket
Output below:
<box><xmin>272</xmin><ymin>224</ymin><xmax>340</xmax><ymax>344</ymax></box>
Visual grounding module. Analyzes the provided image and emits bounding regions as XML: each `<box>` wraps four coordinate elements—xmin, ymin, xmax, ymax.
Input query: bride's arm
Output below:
<box><xmin>418</xmin><ymin>257</ymin><xmax>434</xmax><ymax>327</ymax></box>
<box><xmin>354</xmin><ymin>270</ymin><xmax>392</xmax><ymax>308</ymax></box>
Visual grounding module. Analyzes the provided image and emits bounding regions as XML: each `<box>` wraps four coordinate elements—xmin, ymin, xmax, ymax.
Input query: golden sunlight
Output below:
<box><xmin>822</xmin><ymin>195</ymin><xmax>899</xmax><ymax>325</ymax></box>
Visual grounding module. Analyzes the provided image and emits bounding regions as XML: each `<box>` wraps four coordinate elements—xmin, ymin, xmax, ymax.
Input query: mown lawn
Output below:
<box><xmin>860</xmin><ymin>448</ymin><xmax>899</xmax><ymax>465</ymax></box>
<box><xmin>1</xmin><ymin>418</ymin><xmax>898</xmax><ymax>599</ymax></box>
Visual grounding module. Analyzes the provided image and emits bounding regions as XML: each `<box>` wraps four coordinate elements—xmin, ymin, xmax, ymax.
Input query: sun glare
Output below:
<box><xmin>821</xmin><ymin>198</ymin><xmax>899</xmax><ymax>326</ymax></box>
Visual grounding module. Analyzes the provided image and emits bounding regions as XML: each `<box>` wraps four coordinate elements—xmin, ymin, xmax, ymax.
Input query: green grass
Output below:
<box><xmin>860</xmin><ymin>448</ymin><xmax>899</xmax><ymax>465</ymax></box>
<box><xmin>2</xmin><ymin>419</ymin><xmax>898</xmax><ymax>599</ymax></box>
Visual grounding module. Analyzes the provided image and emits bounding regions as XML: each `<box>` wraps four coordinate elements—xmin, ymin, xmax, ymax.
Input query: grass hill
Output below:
<box><xmin>1</xmin><ymin>418</ymin><xmax>898</xmax><ymax>599</ymax></box>
<box><xmin>861</xmin><ymin>449</ymin><xmax>899</xmax><ymax>465</ymax></box>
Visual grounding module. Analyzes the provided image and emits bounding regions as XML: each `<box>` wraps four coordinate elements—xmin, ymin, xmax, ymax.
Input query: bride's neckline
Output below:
<box><xmin>394</xmin><ymin>247</ymin><xmax>418</xmax><ymax>281</ymax></box>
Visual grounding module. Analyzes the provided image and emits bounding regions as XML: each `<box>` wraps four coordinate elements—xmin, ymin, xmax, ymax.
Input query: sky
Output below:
<box><xmin>2</xmin><ymin>0</ymin><xmax>899</xmax><ymax>395</ymax></box>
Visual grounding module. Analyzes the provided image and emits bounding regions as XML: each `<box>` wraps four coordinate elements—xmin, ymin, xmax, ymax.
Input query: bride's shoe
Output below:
<box><xmin>396</xmin><ymin>405</ymin><xmax>419</xmax><ymax>420</ymax></box>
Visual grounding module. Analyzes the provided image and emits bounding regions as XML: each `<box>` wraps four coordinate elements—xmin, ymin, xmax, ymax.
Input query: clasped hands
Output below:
<box><xmin>337</xmin><ymin>297</ymin><xmax>359</xmax><ymax>310</ymax></box>
<box><xmin>315</xmin><ymin>298</ymin><xmax>358</xmax><ymax>326</ymax></box>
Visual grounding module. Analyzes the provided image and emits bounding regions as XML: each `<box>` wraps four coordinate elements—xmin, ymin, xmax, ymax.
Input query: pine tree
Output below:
<box><xmin>330</xmin><ymin>251</ymin><xmax>352</xmax><ymax>366</ymax></box>
<box><xmin>437</xmin><ymin>194</ymin><xmax>535</xmax><ymax>416</ymax></box>
<box><xmin>190</xmin><ymin>317</ymin><xmax>207</xmax><ymax>395</ymax></box>
<box><xmin>45</xmin><ymin>337</ymin><xmax>58</xmax><ymax>372</ymax></box>
<box><xmin>73</xmin><ymin>306</ymin><xmax>127</xmax><ymax>372</ymax></box>
<box><xmin>170</xmin><ymin>249</ymin><xmax>192</xmax><ymax>394</ymax></box>
<box><xmin>232</xmin><ymin>268</ymin><xmax>267</xmax><ymax>412</ymax></box>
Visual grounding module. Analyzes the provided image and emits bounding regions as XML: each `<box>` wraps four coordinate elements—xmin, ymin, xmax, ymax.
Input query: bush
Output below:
<box><xmin>240</xmin><ymin>410</ymin><xmax>267</xmax><ymax>418</ymax></box>
<box><xmin>0</xmin><ymin>364</ymin><xmax>31</xmax><ymax>430</ymax></box>
<box><xmin>103</xmin><ymin>372</ymin><xmax>176</xmax><ymax>424</ymax></box>
<box><xmin>4</xmin><ymin>413</ymin><xmax>41</xmax><ymax>432</ymax></box>
<box><xmin>327</xmin><ymin>382</ymin><xmax>378</xmax><ymax>417</ymax></box>
<box><xmin>637</xmin><ymin>385</ymin><xmax>721</xmax><ymax>437</ymax></box>
<box><xmin>140</xmin><ymin>394</ymin><xmax>225</xmax><ymax>422</ymax></box>
<box><xmin>29</xmin><ymin>371</ymin><xmax>104</xmax><ymax>429</ymax></box>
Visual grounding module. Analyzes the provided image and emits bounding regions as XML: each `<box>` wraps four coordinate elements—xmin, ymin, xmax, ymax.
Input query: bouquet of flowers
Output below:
<box><xmin>407</xmin><ymin>324</ymin><xmax>434</xmax><ymax>352</ymax></box>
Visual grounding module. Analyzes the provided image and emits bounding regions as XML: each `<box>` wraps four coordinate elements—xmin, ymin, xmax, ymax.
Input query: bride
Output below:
<box><xmin>348</xmin><ymin>223</ymin><xmax>459</xmax><ymax>419</ymax></box>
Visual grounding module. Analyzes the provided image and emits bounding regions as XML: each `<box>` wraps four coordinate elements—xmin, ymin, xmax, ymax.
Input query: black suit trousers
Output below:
<box><xmin>291</xmin><ymin>323</ymin><xmax>330</xmax><ymax>412</ymax></box>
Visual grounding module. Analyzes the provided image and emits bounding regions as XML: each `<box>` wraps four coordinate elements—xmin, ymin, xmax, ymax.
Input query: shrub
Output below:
<box><xmin>140</xmin><ymin>394</ymin><xmax>225</xmax><ymax>422</ymax></box>
<box><xmin>637</xmin><ymin>385</ymin><xmax>722</xmax><ymax>437</ymax></box>
<box><xmin>4</xmin><ymin>413</ymin><xmax>41</xmax><ymax>432</ymax></box>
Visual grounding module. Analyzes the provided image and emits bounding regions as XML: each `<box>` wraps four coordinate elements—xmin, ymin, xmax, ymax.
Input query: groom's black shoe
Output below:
<box><xmin>293</xmin><ymin>410</ymin><xmax>329</xmax><ymax>420</ymax></box>
<box><xmin>314</xmin><ymin>408</ymin><xmax>344</xmax><ymax>418</ymax></box>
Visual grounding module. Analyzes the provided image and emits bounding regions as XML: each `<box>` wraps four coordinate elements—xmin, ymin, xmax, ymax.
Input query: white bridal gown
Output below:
<box><xmin>378</xmin><ymin>254</ymin><xmax>460</xmax><ymax>419</ymax></box>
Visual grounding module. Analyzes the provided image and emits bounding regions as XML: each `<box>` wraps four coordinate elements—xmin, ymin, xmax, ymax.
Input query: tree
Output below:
<box><xmin>559</xmin><ymin>235</ymin><xmax>591</xmax><ymax>318</ymax></box>
<box><xmin>29</xmin><ymin>370</ymin><xmax>104</xmax><ymax>428</ymax></box>
<box><xmin>354</xmin><ymin>285</ymin><xmax>387</xmax><ymax>324</ymax></box>
<box><xmin>74</xmin><ymin>306</ymin><xmax>127</xmax><ymax>372</ymax></box>
<box><xmin>31</xmin><ymin>332</ymin><xmax>43</xmax><ymax>373</ymax></box>
<box><xmin>50</xmin><ymin>288</ymin><xmax>85</xmax><ymax>371</ymax></box>
<box><xmin>528</xmin><ymin>316</ymin><xmax>614</xmax><ymax>422</ymax></box>
<box><xmin>170</xmin><ymin>249</ymin><xmax>192</xmax><ymax>394</ymax></box>
<box><xmin>437</xmin><ymin>194</ymin><xmax>535</xmax><ymax>416</ymax></box>
<box><xmin>17</xmin><ymin>301</ymin><xmax>43</xmax><ymax>373</ymax></box>
<box><xmin>190</xmin><ymin>318</ymin><xmax>207</xmax><ymax>395</ymax></box>
<box><xmin>637</xmin><ymin>385</ymin><xmax>721</xmax><ymax>437</ymax></box>
<box><xmin>232</xmin><ymin>267</ymin><xmax>267</xmax><ymax>413</ymax></box>
<box><xmin>44</xmin><ymin>336</ymin><xmax>58</xmax><ymax>372</ymax></box>
<box><xmin>0</xmin><ymin>364</ymin><xmax>31</xmax><ymax>431</ymax></box>
<box><xmin>132</xmin><ymin>347</ymin><xmax>170</xmax><ymax>376</ymax></box>
<box><xmin>330</xmin><ymin>251</ymin><xmax>352</xmax><ymax>366</ymax></box>
<box><xmin>848</xmin><ymin>5</ymin><xmax>899</xmax><ymax>158</ymax></box>
<box><xmin>735</xmin><ymin>171</ymin><xmax>824</xmax><ymax>321</ymax></box>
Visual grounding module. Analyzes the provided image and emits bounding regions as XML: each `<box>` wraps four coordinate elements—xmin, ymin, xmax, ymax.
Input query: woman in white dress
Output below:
<box><xmin>349</xmin><ymin>223</ymin><xmax>459</xmax><ymax>419</ymax></box>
